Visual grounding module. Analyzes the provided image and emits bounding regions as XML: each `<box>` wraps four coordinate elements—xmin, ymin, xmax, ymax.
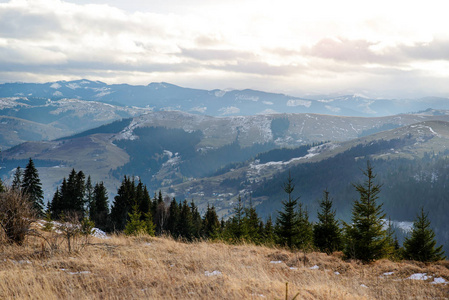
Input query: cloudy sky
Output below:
<box><xmin>1</xmin><ymin>0</ymin><xmax>449</xmax><ymax>98</ymax></box>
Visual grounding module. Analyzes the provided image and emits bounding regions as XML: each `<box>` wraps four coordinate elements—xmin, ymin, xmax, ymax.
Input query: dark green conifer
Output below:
<box><xmin>313</xmin><ymin>190</ymin><xmax>342</xmax><ymax>253</ymax></box>
<box><xmin>12</xmin><ymin>166</ymin><xmax>22</xmax><ymax>191</ymax></box>
<box><xmin>344</xmin><ymin>161</ymin><xmax>392</xmax><ymax>262</ymax></box>
<box><xmin>202</xmin><ymin>204</ymin><xmax>220</xmax><ymax>239</ymax></box>
<box><xmin>21</xmin><ymin>158</ymin><xmax>44</xmax><ymax>216</ymax></box>
<box><xmin>403</xmin><ymin>208</ymin><xmax>445</xmax><ymax>262</ymax></box>
<box><xmin>91</xmin><ymin>182</ymin><xmax>109</xmax><ymax>230</ymax></box>
<box><xmin>275</xmin><ymin>172</ymin><xmax>300</xmax><ymax>248</ymax></box>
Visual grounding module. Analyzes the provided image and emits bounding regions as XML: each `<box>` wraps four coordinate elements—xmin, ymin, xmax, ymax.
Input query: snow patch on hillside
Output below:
<box><xmin>249</xmin><ymin>142</ymin><xmax>338</xmax><ymax>173</ymax></box>
<box><xmin>214</xmin><ymin>90</ymin><xmax>227</xmax><ymax>97</ymax></box>
<box><xmin>235</xmin><ymin>94</ymin><xmax>259</xmax><ymax>102</ymax></box>
<box><xmin>219</xmin><ymin>106</ymin><xmax>240</xmax><ymax>115</ymax></box>
<box><xmin>287</xmin><ymin>99</ymin><xmax>311</xmax><ymax>108</ymax></box>
<box><xmin>50</xmin><ymin>83</ymin><xmax>61</xmax><ymax>89</ymax></box>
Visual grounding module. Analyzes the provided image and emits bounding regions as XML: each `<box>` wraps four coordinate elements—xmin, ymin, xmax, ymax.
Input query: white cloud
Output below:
<box><xmin>0</xmin><ymin>0</ymin><xmax>449</xmax><ymax>98</ymax></box>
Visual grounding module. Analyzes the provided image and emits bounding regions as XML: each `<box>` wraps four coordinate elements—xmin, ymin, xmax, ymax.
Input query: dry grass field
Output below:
<box><xmin>0</xmin><ymin>230</ymin><xmax>448</xmax><ymax>299</ymax></box>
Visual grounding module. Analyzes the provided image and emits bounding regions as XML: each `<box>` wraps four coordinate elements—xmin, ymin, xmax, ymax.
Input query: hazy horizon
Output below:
<box><xmin>1</xmin><ymin>0</ymin><xmax>449</xmax><ymax>98</ymax></box>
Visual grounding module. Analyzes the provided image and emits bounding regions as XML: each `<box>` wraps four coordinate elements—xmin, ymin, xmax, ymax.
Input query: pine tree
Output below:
<box><xmin>166</xmin><ymin>198</ymin><xmax>180</xmax><ymax>237</ymax></box>
<box><xmin>21</xmin><ymin>158</ymin><xmax>44</xmax><ymax>216</ymax></box>
<box><xmin>177</xmin><ymin>200</ymin><xmax>194</xmax><ymax>240</ymax></box>
<box><xmin>190</xmin><ymin>201</ymin><xmax>202</xmax><ymax>239</ymax></box>
<box><xmin>263</xmin><ymin>216</ymin><xmax>275</xmax><ymax>245</ymax></box>
<box><xmin>111</xmin><ymin>176</ymin><xmax>135</xmax><ymax>231</ymax></box>
<box><xmin>12</xmin><ymin>167</ymin><xmax>22</xmax><ymax>191</ymax></box>
<box><xmin>403</xmin><ymin>208</ymin><xmax>446</xmax><ymax>262</ymax></box>
<box><xmin>296</xmin><ymin>203</ymin><xmax>313</xmax><ymax>249</ymax></box>
<box><xmin>91</xmin><ymin>182</ymin><xmax>109</xmax><ymax>230</ymax></box>
<box><xmin>344</xmin><ymin>161</ymin><xmax>392</xmax><ymax>262</ymax></box>
<box><xmin>244</xmin><ymin>197</ymin><xmax>261</xmax><ymax>244</ymax></box>
<box><xmin>124</xmin><ymin>204</ymin><xmax>148</xmax><ymax>236</ymax></box>
<box><xmin>85</xmin><ymin>176</ymin><xmax>94</xmax><ymax>215</ymax></box>
<box><xmin>228</xmin><ymin>195</ymin><xmax>248</xmax><ymax>242</ymax></box>
<box><xmin>49</xmin><ymin>187</ymin><xmax>62</xmax><ymax>219</ymax></box>
<box><xmin>202</xmin><ymin>204</ymin><xmax>220</xmax><ymax>239</ymax></box>
<box><xmin>275</xmin><ymin>172</ymin><xmax>300</xmax><ymax>249</ymax></box>
<box><xmin>313</xmin><ymin>190</ymin><xmax>343</xmax><ymax>254</ymax></box>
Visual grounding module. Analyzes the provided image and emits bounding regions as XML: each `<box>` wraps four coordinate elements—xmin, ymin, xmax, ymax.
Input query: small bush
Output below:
<box><xmin>0</xmin><ymin>187</ymin><xmax>35</xmax><ymax>245</ymax></box>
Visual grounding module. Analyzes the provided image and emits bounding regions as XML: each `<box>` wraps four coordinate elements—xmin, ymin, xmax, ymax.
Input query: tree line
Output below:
<box><xmin>3</xmin><ymin>158</ymin><xmax>445</xmax><ymax>263</ymax></box>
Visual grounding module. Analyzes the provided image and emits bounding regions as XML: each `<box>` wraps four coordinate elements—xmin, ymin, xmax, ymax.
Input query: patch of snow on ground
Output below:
<box><xmin>431</xmin><ymin>277</ymin><xmax>448</xmax><ymax>284</ymax></box>
<box><xmin>360</xmin><ymin>284</ymin><xmax>368</xmax><ymax>288</ymax></box>
<box><xmin>204</xmin><ymin>270</ymin><xmax>222</xmax><ymax>276</ymax></box>
<box><xmin>334</xmin><ymin>271</ymin><xmax>340</xmax><ymax>275</ymax></box>
<box><xmin>270</xmin><ymin>261</ymin><xmax>282</xmax><ymax>264</ymax></box>
<box><xmin>309</xmin><ymin>265</ymin><xmax>319</xmax><ymax>270</ymax></box>
<box><xmin>92</xmin><ymin>228</ymin><xmax>109</xmax><ymax>239</ymax></box>
<box><xmin>383</xmin><ymin>272</ymin><xmax>394</xmax><ymax>276</ymax></box>
<box><xmin>407</xmin><ymin>273</ymin><xmax>430</xmax><ymax>280</ymax></box>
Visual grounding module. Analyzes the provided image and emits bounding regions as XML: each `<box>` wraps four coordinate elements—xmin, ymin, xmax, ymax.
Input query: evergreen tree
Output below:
<box><xmin>190</xmin><ymin>201</ymin><xmax>202</xmax><ymax>239</ymax></box>
<box><xmin>344</xmin><ymin>161</ymin><xmax>392</xmax><ymax>262</ymax></box>
<box><xmin>49</xmin><ymin>187</ymin><xmax>62</xmax><ymax>219</ymax></box>
<box><xmin>296</xmin><ymin>203</ymin><xmax>313</xmax><ymax>249</ymax></box>
<box><xmin>177</xmin><ymin>200</ymin><xmax>194</xmax><ymax>240</ymax></box>
<box><xmin>85</xmin><ymin>176</ymin><xmax>94</xmax><ymax>215</ymax></box>
<box><xmin>228</xmin><ymin>195</ymin><xmax>248</xmax><ymax>241</ymax></box>
<box><xmin>275</xmin><ymin>172</ymin><xmax>300</xmax><ymax>248</ymax></box>
<box><xmin>110</xmin><ymin>176</ymin><xmax>135</xmax><ymax>231</ymax></box>
<box><xmin>21</xmin><ymin>158</ymin><xmax>44</xmax><ymax>216</ymax></box>
<box><xmin>244</xmin><ymin>197</ymin><xmax>261</xmax><ymax>244</ymax></box>
<box><xmin>12</xmin><ymin>167</ymin><xmax>22</xmax><ymax>191</ymax></box>
<box><xmin>313</xmin><ymin>190</ymin><xmax>343</xmax><ymax>253</ymax></box>
<box><xmin>202</xmin><ymin>204</ymin><xmax>220</xmax><ymax>239</ymax></box>
<box><xmin>403</xmin><ymin>208</ymin><xmax>445</xmax><ymax>262</ymax></box>
<box><xmin>124</xmin><ymin>204</ymin><xmax>148</xmax><ymax>236</ymax></box>
<box><xmin>263</xmin><ymin>216</ymin><xmax>275</xmax><ymax>245</ymax></box>
<box><xmin>91</xmin><ymin>182</ymin><xmax>109</xmax><ymax>230</ymax></box>
<box><xmin>166</xmin><ymin>198</ymin><xmax>180</xmax><ymax>236</ymax></box>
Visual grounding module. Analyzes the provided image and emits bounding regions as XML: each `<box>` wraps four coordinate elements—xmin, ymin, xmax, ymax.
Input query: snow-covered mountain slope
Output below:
<box><xmin>3</xmin><ymin>80</ymin><xmax>449</xmax><ymax>117</ymax></box>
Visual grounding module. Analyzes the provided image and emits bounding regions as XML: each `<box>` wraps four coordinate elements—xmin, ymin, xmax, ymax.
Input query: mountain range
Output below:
<box><xmin>2</xmin><ymin>80</ymin><xmax>449</xmax><ymax>119</ymax></box>
<box><xmin>1</xmin><ymin>80</ymin><xmax>449</xmax><ymax>254</ymax></box>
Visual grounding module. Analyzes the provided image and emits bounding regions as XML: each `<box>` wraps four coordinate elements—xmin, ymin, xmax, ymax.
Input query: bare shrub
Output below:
<box><xmin>0</xmin><ymin>187</ymin><xmax>35</xmax><ymax>245</ymax></box>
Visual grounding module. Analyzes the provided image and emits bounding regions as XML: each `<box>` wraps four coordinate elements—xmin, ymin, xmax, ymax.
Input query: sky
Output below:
<box><xmin>1</xmin><ymin>0</ymin><xmax>449</xmax><ymax>98</ymax></box>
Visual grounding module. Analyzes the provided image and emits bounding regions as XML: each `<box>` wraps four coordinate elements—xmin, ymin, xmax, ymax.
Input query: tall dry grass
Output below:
<box><xmin>0</xmin><ymin>230</ymin><xmax>448</xmax><ymax>299</ymax></box>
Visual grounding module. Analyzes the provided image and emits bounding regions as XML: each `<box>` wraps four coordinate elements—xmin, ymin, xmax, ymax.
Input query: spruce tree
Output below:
<box><xmin>12</xmin><ymin>166</ymin><xmax>22</xmax><ymax>191</ymax></box>
<box><xmin>344</xmin><ymin>161</ymin><xmax>392</xmax><ymax>262</ymax></box>
<box><xmin>296</xmin><ymin>203</ymin><xmax>313</xmax><ymax>249</ymax></box>
<box><xmin>91</xmin><ymin>182</ymin><xmax>109</xmax><ymax>230</ymax></box>
<box><xmin>275</xmin><ymin>172</ymin><xmax>300</xmax><ymax>249</ymax></box>
<box><xmin>124</xmin><ymin>204</ymin><xmax>148</xmax><ymax>236</ymax></box>
<box><xmin>177</xmin><ymin>200</ymin><xmax>194</xmax><ymax>240</ymax></box>
<box><xmin>244</xmin><ymin>197</ymin><xmax>261</xmax><ymax>244</ymax></box>
<box><xmin>403</xmin><ymin>208</ymin><xmax>445</xmax><ymax>262</ymax></box>
<box><xmin>202</xmin><ymin>204</ymin><xmax>220</xmax><ymax>239</ymax></box>
<box><xmin>85</xmin><ymin>176</ymin><xmax>94</xmax><ymax>215</ymax></box>
<box><xmin>21</xmin><ymin>158</ymin><xmax>44</xmax><ymax>216</ymax></box>
<box><xmin>228</xmin><ymin>195</ymin><xmax>248</xmax><ymax>241</ymax></box>
<box><xmin>111</xmin><ymin>176</ymin><xmax>135</xmax><ymax>231</ymax></box>
<box><xmin>166</xmin><ymin>198</ymin><xmax>180</xmax><ymax>236</ymax></box>
<box><xmin>190</xmin><ymin>201</ymin><xmax>202</xmax><ymax>239</ymax></box>
<box><xmin>313</xmin><ymin>190</ymin><xmax>342</xmax><ymax>253</ymax></box>
<box><xmin>263</xmin><ymin>216</ymin><xmax>275</xmax><ymax>245</ymax></box>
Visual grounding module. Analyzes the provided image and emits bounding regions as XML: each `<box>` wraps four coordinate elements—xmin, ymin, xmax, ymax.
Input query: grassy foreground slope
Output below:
<box><xmin>0</xmin><ymin>233</ymin><xmax>448</xmax><ymax>299</ymax></box>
